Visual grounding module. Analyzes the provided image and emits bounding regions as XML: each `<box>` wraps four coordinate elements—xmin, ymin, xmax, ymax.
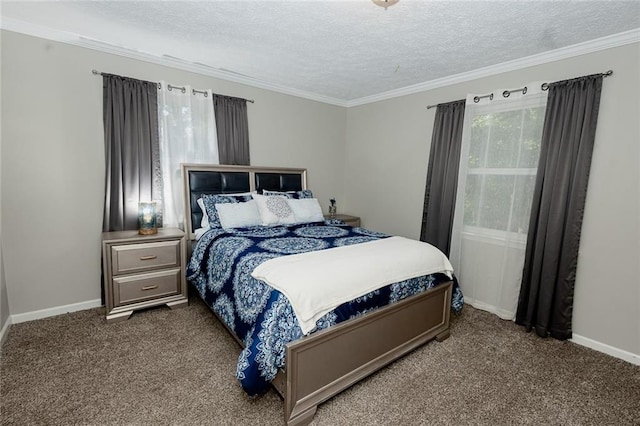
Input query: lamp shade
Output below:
<box><xmin>138</xmin><ymin>202</ymin><xmax>158</xmax><ymax>235</ymax></box>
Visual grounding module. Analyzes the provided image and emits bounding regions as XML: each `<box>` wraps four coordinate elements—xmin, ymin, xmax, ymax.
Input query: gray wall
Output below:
<box><xmin>344</xmin><ymin>43</ymin><xmax>640</xmax><ymax>356</ymax></box>
<box><xmin>0</xmin><ymin>28</ymin><xmax>9</xmax><ymax>337</ymax></box>
<box><xmin>0</xmin><ymin>30</ymin><xmax>346</xmax><ymax>316</ymax></box>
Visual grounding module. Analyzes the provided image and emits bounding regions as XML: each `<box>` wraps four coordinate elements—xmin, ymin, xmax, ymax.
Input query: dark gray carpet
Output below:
<box><xmin>2</xmin><ymin>296</ymin><xmax>638</xmax><ymax>425</ymax></box>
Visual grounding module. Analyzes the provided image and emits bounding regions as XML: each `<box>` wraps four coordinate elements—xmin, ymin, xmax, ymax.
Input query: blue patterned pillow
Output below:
<box><xmin>262</xmin><ymin>189</ymin><xmax>314</xmax><ymax>199</ymax></box>
<box><xmin>201</xmin><ymin>193</ymin><xmax>254</xmax><ymax>229</ymax></box>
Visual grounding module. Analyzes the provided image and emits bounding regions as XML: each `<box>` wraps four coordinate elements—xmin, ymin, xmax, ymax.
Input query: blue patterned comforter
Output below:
<box><xmin>187</xmin><ymin>221</ymin><xmax>463</xmax><ymax>396</ymax></box>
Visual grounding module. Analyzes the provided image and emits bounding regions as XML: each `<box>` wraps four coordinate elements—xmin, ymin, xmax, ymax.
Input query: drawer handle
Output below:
<box><xmin>139</xmin><ymin>255</ymin><xmax>158</xmax><ymax>261</ymax></box>
<box><xmin>141</xmin><ymin>285</ymin><xmax>158</xmax><ymax>291</ymax></box>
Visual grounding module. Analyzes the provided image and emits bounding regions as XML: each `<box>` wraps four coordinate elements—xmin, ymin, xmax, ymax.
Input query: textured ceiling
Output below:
<box><xmin>2</xmin><ymin>1</ymin><xmax>639</xmax><ymax>104</ymax></box>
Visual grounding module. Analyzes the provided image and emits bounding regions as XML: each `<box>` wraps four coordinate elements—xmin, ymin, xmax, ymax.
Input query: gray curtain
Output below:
<box><xmin>420</xmin><ymin>100</ymin><xmax>465</xmax><ymax>256</ymax></box>
<box><xmin>102</xmin><ymin>74</ymin><xmax>161</xmax><ymax>232</ymax></box>
<box><xmin>213</xmin><ymin>95</ymin><xmax>250</xmax><ymax>165</ymax></box>
<box><xmin>516</xmin><ymin>74</ymin><xmax>604</xmax><ymax>340</ymax></box>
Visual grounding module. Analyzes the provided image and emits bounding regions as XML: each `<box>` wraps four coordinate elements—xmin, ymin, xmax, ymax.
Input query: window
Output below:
<box><xmin>460</xmin><ymin>101</ymin><xmax>546</xmax><ymax>242</ymax></box>
<box><xmin>157</xmin><ymin>83</ymin><xmax>219</xmax><ymax>229</ymax></box>
<box><xmin>449</xmin><ymin>87</ymin><xmax>547</xmax><ymax>320</ymax></box>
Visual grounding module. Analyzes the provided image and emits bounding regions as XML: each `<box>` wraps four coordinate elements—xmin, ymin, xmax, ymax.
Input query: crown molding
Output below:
<box><xmin>1</xmin><ymin>17</ymin><xmax>638</xmax><ymax>108</ymax></box>
<box><xmin>346</xmin><ymin>28</ymin><xmax>640</xmax><ymax>107</ymax></box>
<box><xmin>0</xmin><ymin>17</ymin><xmax>350</xmax><ymax>107</ymax></box>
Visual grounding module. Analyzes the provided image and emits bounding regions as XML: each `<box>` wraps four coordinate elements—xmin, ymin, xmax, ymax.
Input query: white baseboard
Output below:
<box><xmin>571</xmin><ymin>334</ymin><xmax>640</xmax><ymax>366</ymax></box>
<box><xmin>463</xmin><ymin>301</ymin><xmax>639</xmax><ymax>366</ymax></box>
<box><xmin>10</xmin><ymin>299</ymin><xmax>103</xmax><ymax>324</ymax></box>
<box><xmin>0</xmin><ymin>316</ymin><xmax>12</xmax><ymax>350</ymax></box>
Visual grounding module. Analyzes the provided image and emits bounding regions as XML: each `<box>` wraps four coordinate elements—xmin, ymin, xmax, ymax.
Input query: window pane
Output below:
<box><xmin>519</xmin><ymin>106</ymin><xmax>545</xmax><ymax>167</ymax></box>
<box><xmin>477</xmin><ymin>175</ymin><xmax>514</xmax><ymax>231</ymax></box>
<box><xmin>509</xmin><ymin>175</ymin><xmax>537</xmax><ymax>234</ymax></box>
<box><xmin>486</xmin><ymin>110</ymin><xmax>521</xmax><ymax>168</ymax></box>
<box><xmin>463</xmin><ymin>175</ymin><xmax>481</xmax><ymax>227</ymax></box>
<box><xmin>469</xmin><ymin>115</ymin><xmax>490</xmax><ymax>168</ymax></box>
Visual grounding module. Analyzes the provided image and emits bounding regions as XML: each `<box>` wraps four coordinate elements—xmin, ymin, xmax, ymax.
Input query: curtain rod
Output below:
<box><xmin>426</xmin><ymin>69</ymin><xmax>613</xmax><ymax>109</ymax></box>
<box><xmin>92</xmin><ymin>69</ymin><xmax>255</xmax><ymax>103</ymax></box>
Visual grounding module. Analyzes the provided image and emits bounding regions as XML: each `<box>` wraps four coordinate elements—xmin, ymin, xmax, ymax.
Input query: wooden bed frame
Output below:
<box><xmin>181</xmin><ymin>163</ymin><xmax>453</xmax><ymax>425</ymax></box>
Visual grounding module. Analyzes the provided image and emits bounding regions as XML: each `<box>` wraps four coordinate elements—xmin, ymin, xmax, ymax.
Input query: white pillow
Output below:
<box><xmin>252</xmin><ymin>194</ymin><xmax>297</xmax><ymax>226</ymax></box>
<box><xmin>287</xmin><ymin>198</ymin><xmax>325</xmax><ymax>224</ymax></box>
<box><xmin>215</xmin><ymin>200</ymin><xmax>262</xmax><ymax>229</ymax></box>
<box><xmin>197</xmin><ymin>198</ymin><xmax>209</xmax><ymax>228</ymax></box>
<box><xmin>197</xmin><ymin>191</ymin><xmax>255</xmax><ymax>229</ymax></box>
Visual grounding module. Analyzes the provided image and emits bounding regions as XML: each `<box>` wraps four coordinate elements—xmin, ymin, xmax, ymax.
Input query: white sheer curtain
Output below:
<box><xmin>449</xmin><ymin>84</ymin><xmax>547</xmax><ymax>320</ymax></box>
<box><xmin>158</xmin><ymin>82</ymin><xmax>219</xmax><ymax>229</ymax></box>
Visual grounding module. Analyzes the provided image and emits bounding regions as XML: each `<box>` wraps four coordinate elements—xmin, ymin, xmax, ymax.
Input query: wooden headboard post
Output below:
<box><xmin>180</xmin><ymin>163</ymin><xmax>308</xmax><ymax>240</ymax></box>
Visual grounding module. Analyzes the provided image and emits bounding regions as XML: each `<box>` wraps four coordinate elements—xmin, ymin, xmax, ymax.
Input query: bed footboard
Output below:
<box><xmin>283</xmin><ymin>281</ymin><xmax>453</xmax><ymax>425</ymax></box>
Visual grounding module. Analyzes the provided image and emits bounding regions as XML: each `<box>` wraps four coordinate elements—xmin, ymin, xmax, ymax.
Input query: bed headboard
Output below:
<box><xmin>181</xmin><ymin>163</ymin><xmax>307</xmax><ymax>239</ymax></box>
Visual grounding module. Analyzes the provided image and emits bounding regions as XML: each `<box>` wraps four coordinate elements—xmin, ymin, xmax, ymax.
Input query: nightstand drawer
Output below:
<box><xmin>113</xmin><ymin>268</ymin><xmax>181</xmax><ymax>306</ymax></box>
<box><xmin>111</xmin><ymin>240</ymin><xmax>181</xmax><ymax>275</ymax></box>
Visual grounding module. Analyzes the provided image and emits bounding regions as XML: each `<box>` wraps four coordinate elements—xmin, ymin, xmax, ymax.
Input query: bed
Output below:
<box><xmin>181</xmin><ymin>163</ymin><xmax>463</xmax><ymax>425</ymax></box>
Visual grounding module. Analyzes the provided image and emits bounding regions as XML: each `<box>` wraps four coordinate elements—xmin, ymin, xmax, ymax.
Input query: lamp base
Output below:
<box><xmin>138</xmin><ymin>228</ymin><xmax>158</xmax><ymax>235</ymax></box>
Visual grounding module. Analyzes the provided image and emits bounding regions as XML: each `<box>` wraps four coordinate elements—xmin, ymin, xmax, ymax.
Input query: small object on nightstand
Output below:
<box><xmin>102</xmin><ymin>227</ymin><xmax>188</xmax><ymax>322</ymax></box>
<box><xmin>138</xmin><ymin>201</ymin><xmax>158</xmax><ymax>235</ymax></box>
<box><xmin>329</xmin><ymin>198</ymin><xmax>337</xmax><ymax>217</ymax></box>
<box><xmin>324</xmin><ymin>214</ymin><xmax>361</xmax><ymax>227</ymax></box>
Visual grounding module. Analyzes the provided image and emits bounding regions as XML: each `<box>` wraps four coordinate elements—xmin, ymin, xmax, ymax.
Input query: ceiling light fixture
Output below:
<box><xmin>372</xmin><ymin>0</ymin><xmax>399</xmax><ymax>9</ymax></box>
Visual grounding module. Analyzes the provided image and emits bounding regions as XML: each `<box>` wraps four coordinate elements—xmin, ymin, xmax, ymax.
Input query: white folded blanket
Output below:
<box><xmin>251</xmin><ymin>236</ymin><xmax>453</xmax><ymax>335</ymax></box>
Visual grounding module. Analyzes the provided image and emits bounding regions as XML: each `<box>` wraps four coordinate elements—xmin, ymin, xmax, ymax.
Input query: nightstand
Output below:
<box><xmin>102</xmin><ymin>227</ymin><xmax>188</xmax><ymax>322</ymax></box>
<box><xmin>325</xmin><ymin>214</ymin><xmax>361</xmax><ymax>227</ymax></box>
